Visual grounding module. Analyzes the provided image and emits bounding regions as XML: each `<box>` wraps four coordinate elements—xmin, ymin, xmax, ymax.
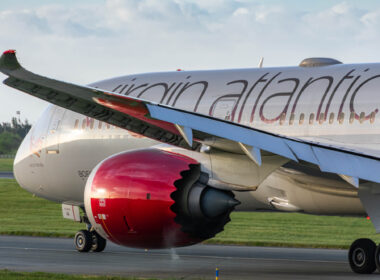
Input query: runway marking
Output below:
<box><xmin>0</xmin><ymin>246</ymin><xmax>347</xmax><ymax>264</ymax></box>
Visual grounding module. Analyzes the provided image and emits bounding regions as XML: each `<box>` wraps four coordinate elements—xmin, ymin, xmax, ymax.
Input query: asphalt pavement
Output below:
<box><xmin>0</xmin><ymin>172</ymin><xmax>14</xmax><ymax>179</ymax></box>
<box><xmin>0</xmin><ymin>235</ymin><xmax>378</xmax><ymax>279</ymax></box>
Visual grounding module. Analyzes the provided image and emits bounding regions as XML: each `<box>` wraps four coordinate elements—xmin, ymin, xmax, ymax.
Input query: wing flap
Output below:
<box><xmin>283</xmin><ymin>140</ymin><xmax>319</xmax><ymax>165</ymax></box>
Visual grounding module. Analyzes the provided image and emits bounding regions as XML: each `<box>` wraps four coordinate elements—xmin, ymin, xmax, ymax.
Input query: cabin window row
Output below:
<box><xmin>74</xmin><ymin>119</ymin><xmax>113</xmax><ymax>130</ymax></box>
<box><xmin>280</xmin><ymin>111</ymin><xmax>376</xmax><ymax>126</ymax></box>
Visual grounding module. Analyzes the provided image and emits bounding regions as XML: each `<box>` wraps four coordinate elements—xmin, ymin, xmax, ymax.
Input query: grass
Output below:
<box><xmin>0</xmin><ymin>179</ymin><xmax>82</xmax><ymax>237</ymax></box>
<box><xmin>0</xmin><ymin>270</ymin><xmax>171</xmax><ymax>280</ymax></box>
<box><xmin>207</xmin><ymin>211</ymin><xmax>380</xmax><ymax>249</ymax></box>
<box><xmin>0</xmin><ymin>158</ymin><xmax>13</xmax><ymax>172</ymax></box>
<box><xmin>1</xmin><ymin>178</ymin><xmax>380</xmax><ymax>249</ymax></box>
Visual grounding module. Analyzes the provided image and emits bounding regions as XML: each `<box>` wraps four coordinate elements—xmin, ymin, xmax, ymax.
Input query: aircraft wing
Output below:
<box><xmin>0</xmin><ymin>50</ymin><xmax>197</xmax><ymax>150</ymax></box>
<box><xmin>1</xmin><ymin>50</ymin><xmax>380</xmax><ymax>185</ymax></box>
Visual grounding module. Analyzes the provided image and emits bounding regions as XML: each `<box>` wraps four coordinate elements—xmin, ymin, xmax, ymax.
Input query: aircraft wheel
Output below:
<box><xmin>74</xmin><ymin>230</ymin><xmax>93</xmax><ymax>252</ymax></box>
<box><xmin>375</xmin><ymin>244</ymin><xmax>380</xmax><ymax>272</ymax></box>
<box><xmin>91</xmin><ymin>231</ymin><xmax>107</xmax><ymax>252</ymax></box>
<box><xmin>348</xmin><ymin>238</ymin><xmax>376</xmax><ymax>274</ymax></box>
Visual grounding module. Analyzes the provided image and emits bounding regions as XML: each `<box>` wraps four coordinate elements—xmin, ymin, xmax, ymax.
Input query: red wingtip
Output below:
<box><xmin>3</xmin><ymin>49</ymin><xmax>16</xmax><ymax>55</ymax></box>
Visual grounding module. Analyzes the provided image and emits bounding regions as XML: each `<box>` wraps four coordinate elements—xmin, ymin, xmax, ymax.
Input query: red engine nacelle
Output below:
<box><xmin>84</xmin><ymin>148</ymin><xmax>238</xmax><ymax>249</ymax></box>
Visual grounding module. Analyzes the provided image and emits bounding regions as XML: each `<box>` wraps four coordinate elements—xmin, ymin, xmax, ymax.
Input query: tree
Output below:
<box><xmin>0</xmin><ymin>117</ymin><xmax>31</xmax><ymax>155</ymax></box>
<box><xmin>10</xmin><ymin>117</ymin><xmax>31</xmax><ymax>138</ymax></box>
<box><xmin>0</xmin><ymin>132</ymin><xmax>21</xmax><ymax>155</ymax></box>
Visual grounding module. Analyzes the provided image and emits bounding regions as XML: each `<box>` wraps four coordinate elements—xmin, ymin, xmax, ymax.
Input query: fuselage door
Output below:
<box><xmin>46</xmin><ymin>106</ymin><xmax>66</xmax><ymax>154</ymax></box>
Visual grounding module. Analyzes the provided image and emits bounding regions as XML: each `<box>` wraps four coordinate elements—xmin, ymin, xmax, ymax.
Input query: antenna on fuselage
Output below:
<box><xmin>258</xmin><ymin>57</ymin><xmax>264</xmax><ymax>68</ymax></box>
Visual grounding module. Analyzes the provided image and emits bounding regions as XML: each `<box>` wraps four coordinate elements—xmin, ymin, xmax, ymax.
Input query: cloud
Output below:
<box><xmin>1</xmin><ymin>0</ymin><xmax>380</xmax><ymax>122</ymax></box>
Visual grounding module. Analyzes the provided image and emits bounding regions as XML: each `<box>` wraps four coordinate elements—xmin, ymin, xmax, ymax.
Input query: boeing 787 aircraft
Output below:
<box><xmin>1</xmin><ymin>50</ymin><xmax>380</xmax><ymax>274</ymax></box>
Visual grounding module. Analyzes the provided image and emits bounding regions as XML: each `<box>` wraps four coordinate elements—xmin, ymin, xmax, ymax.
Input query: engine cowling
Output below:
<box><xmin>84</xmin><ymin>148</ymin><xmax>239</xmax><ymax>249</ymax></box>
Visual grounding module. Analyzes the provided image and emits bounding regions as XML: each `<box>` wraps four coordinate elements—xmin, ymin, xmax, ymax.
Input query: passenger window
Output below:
<box><xmin>106</xmin><ymin>124</ymin><xmax>111</xmax><ymax>129</ymax></box>
<box><xmin>370</xmin><ymin>112</ymin><xmax>376</xmax><ymax>124</ymax></box>
<box><xmin>349</xmin><ymin>112</ymin><xmax>355</xmax><ymax>124</ymax></box>
<box><xmin>280</xmin><ymin>113</ymin><xmax>286</xmax><ymax>125</ymax></box>
<box><xmin>319</xmin><ymin>113</ymin><xmax>325</xmax><ymax>124</ymax></box>
<box><xmin>309</xmin><ymin>113</ymin><xmax>315</xmax><ymax>125</ymax></box>
<box><xmin>98</xmin><ymin>121</ymin><xmax>102</xmax><ymax>129</ymax></box>
<box><xmin>329</xmin><ymin>113</ymin><xmax>334</xmax><ymax>124</ymax></box>
<box><xmin>90</xmin><ymin>119</ymin><xmax>94</xmax><ymax>129</ymax></box>
<box><xmin>299</xmin><ymin>113</ymin><xmax>305</xmax><ymax>125</ymax></box>
<box><xmin>74</xmin><ymin>119</ymin><xmax>79</xmax><ymax>129</ymax></box>
<box><xmin>289</xmin><ymin>113</ymin><xmax>295</xmax><ymax>125</ymax></box>
<box><xmin>359</xmin><ymin>112</ymin><xmax>365</xmax><ymax>124</ymax></box>
<box><xmin>338</xmin><ymin>112</ymin><xmax>344</xmax><ymax>124</ymax></box>
<box><xmin>82</xmin><ymin>119</ymin><xmax>86</xmax><ymax>129</ymax></box>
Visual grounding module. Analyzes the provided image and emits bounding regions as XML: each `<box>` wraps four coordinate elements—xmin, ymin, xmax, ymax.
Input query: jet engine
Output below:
<box><xmin>84</xmin><ymin>149</ymin><xmax>239</xmax><ymax>249</ymax></box>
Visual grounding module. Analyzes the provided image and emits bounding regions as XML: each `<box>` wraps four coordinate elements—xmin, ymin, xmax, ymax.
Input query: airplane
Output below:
<box><xmin>1</xmin><ymin>49</ymin><xmax>379</xmax><ymax>274</ymax></box>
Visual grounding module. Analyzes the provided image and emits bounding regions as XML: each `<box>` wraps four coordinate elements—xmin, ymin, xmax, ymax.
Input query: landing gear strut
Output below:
<box><xmin>74</xmin><ymin>229</ymin><xmax>107</xmax><ymax>253</ymax></box>
<box><xmin>348</xmin><ymin>238</ymin><xmax>376</xmax><ymax>274</ymax></box>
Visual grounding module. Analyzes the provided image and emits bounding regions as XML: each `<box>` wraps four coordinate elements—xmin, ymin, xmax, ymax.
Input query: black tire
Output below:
<box><xmin>375</xmin><ymin>244</ymin><xmax>380</xmax><ymax>272</ymax></box>
<box><xmin>348</xmin><ymin>238</ymin><xmax>376</xmax><ymax>274</ymax></box>
<box><xmin>91</xmin><ymin>231</ymin><xmax>107</xmax><ymax>252</ymax></box>
<box><xmin>74</xmin><ymin>230</ymin><xmax>93</xmax><ymax>253</ymax></box>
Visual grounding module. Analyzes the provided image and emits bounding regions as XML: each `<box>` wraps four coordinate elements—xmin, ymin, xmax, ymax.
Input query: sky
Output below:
<box><xmin>1</xmin><ymin>0</ymin><xmax>380</xmax><ymax>123</ymax></box>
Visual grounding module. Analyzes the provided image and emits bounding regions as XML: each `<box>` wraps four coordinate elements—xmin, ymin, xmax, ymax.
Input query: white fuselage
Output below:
<box><xmin>15</xmin><ymin>63</ymin><xmax>379</xmax><ymax>215</ymax></box>
<box><xmin>14</xmin><ymin>106</ymin><xmax>364</xmax><ymax>216</ymax></box>
<box><xmin>92</xmin><ymin>64</ymin><xmax>380</xmax><ymax>156</ymax></box>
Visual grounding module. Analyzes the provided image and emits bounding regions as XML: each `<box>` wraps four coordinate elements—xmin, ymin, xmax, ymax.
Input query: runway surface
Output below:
<box><xmin>0</xmin><ymin>172</ymin><xmax>14</xmax><ymax>179</ymax></box>
<box><xmin>0</xmin><ymin>235</ymin><xmax>378</xmax><ymax>279</ymax></box>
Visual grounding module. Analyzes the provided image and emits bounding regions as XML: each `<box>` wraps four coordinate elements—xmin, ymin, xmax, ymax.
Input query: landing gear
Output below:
<box><xmin>91</xmin><ymin>231</ymin><xmax>107</xmax><ymax>252</ymax></box>
<box><xmin>348</xmin><ymin>238</ymin><xmax>376</xmax><ymax>274</ymax></box>
<box><xmin>74</xmin><ymin>229</ymin><xmax>107</xmax><ymax>253</ymax></box>
<box><xmin>375</xmin><ymin>244</ymin><xmax>380</xmax><ymax>272</ymax></box>
<box><xmin>74</xmin><ymin>230</ymin><xmax>93</xmax><ymax>252</ymax></box>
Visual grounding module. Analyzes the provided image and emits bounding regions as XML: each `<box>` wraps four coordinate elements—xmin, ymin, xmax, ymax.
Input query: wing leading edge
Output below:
<box><xmin>1</xmin><ymin>50</ymin><xmax>380</xmax><ymax>184</ymax></box>
<box><xmin>0</xmin><ymin>50</ymin><xmax>196</xmax><ymax>150</ymax></box>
